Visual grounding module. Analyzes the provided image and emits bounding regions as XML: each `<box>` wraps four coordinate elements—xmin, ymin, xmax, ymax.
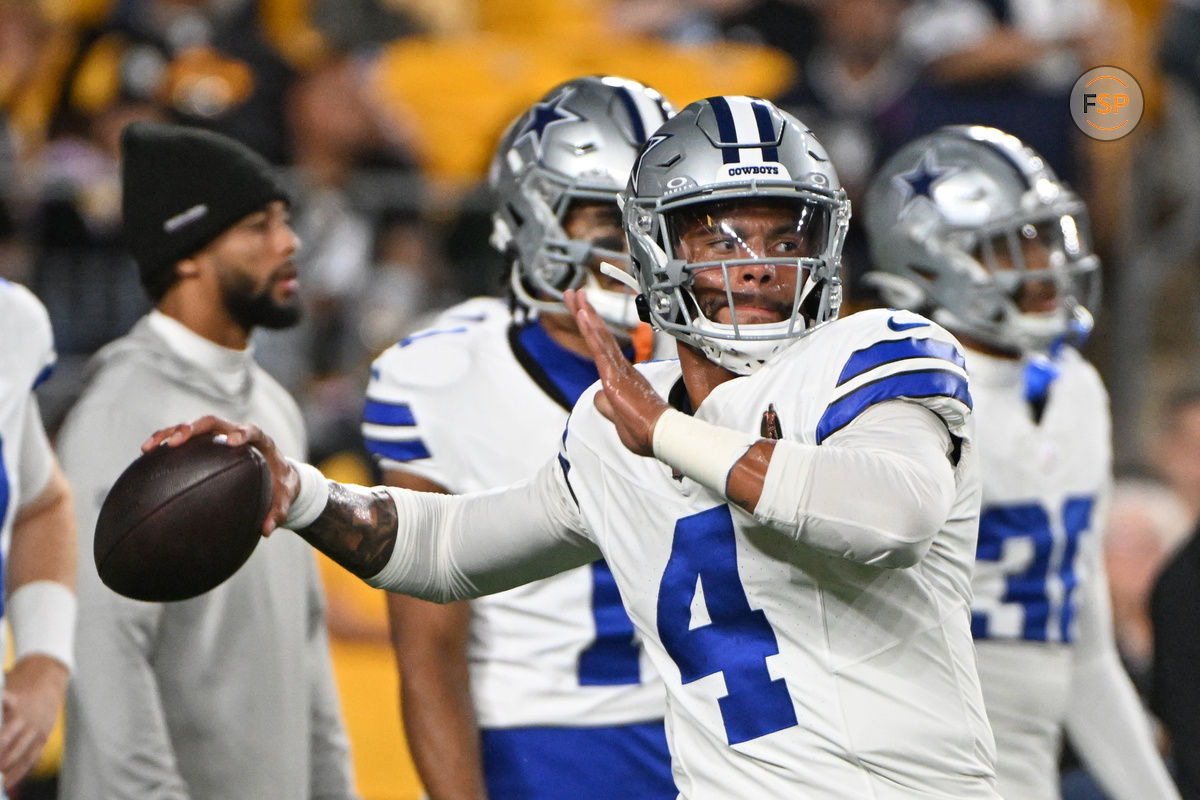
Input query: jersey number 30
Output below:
<box><xmin>657</xmin><ymin>505</ymin><xmax>798</xmax><ymax>744</ymax></box>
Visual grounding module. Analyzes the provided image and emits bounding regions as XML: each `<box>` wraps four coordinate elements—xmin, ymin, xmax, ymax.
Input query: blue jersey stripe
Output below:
<box><xmin>836</xmin><ymin>337</ymin><xmax>966</xmax><ymax>387</ymax></box>
<box><xmin>708</xmin><ymin>96</ymin><xmax>740</xmax><ymax>164</ymax></box>
<box><xmin>1058</xmin><ymin>496</ymin><xmax>1093</xmax><ymax>642</ymax></box>
<box><xmin>362</xmin><ymin>399</ymin><xmax>417</xmax><ymax>427</ymax></box>
<box><xmin>364</xmin><ymin>437</ymin><xmax>431</xmax><ymax>462</ymax></box>
<box><xmin>816</xmin><ymin>369</ymin><xmax>971</xmax><ymax>444</ymax></box>
<box><xmin>578</xmin><ymin>561</ymin><xmax>642</xmax><ymax>685</ymax></box>
<box><xmin>751</xmin><ymin>100</ymin><xmax>779</xmax><ymax>162</ymax></box>
<box><xmin>399</xmin><ymin>326</ymin><xmax>468</xmax><ymax>348</ymax></box>
<box><xmin>614</xmin><ymin>86</ymin><xmax>646</xmax><ymax>146</ymax></box>
<box><xmin>32</xmin><ymin>362</ymin><xmax>54</xmax><ymax>390</ymax></box>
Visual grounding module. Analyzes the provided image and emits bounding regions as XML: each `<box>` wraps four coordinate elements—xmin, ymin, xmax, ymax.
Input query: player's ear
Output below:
<box><xmin>175</xmin><ymin>255</ymin><xmax>202</xmax><ymax>279</ymax></box>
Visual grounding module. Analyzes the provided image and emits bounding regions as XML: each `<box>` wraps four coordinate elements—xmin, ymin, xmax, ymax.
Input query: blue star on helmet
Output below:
<box><xmin>514</xmin><ymin>92</ymin><xmax>582</xmax><ymax>155</ymax></box>
<box><xmin>895</xmin><ymin>152</ymin><xmax>953</xmax><ymax>205</ymax></box>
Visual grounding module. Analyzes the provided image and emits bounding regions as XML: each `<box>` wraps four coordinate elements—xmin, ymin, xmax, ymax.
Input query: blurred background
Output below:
<box><xmin>2</xmin><ymin>1</ymin><xmax>1197</xmax><ymax>798</ymax></box>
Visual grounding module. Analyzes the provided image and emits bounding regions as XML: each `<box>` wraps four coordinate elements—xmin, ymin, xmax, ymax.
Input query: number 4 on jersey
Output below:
<box><xmin>657</xmin><ymin>505</ymin><xmax>798</xmax><ymax>744</ymax></box>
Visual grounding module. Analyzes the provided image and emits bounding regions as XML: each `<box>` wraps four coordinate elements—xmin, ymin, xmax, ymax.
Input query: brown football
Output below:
<box><xmin>94</xmin><ymin>435</ymin><xmax>271</xmax><ymax>602</ymax></box>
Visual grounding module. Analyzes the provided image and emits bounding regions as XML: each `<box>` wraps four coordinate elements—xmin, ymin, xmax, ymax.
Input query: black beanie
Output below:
<box><xmin>120</xmin><ymin>121</ymin><xmax>290</xmax><ymax>288</ymax></box>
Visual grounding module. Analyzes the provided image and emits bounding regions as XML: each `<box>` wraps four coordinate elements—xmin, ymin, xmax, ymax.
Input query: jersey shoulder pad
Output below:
<box><xmin>812</xmin><ymin>308</ymin><xmax>972</xmax><ymax>443</ymax></box>
<box><xmin>635</xmin><ymin>357</ymin><xmax>685</xmax><ymax>394</ymax></box>
<box><xmin>1058</xmin><ymin>346</ymin><xmax>1106</xmax><ymax>393</ymax></box>
<box><xmin>369</xmin><ymin>299</ymin><xmax>510</xmax><ymax>392</ymax></box>
<box><xmin>0</xmin><ymin>279</ymin><xmax>56</xmax><ymax>389</ymax></box>
<box><xmin>431</xmin><ymin>296</ymin><xmax>510</xmax><ymax>327</ymax></box>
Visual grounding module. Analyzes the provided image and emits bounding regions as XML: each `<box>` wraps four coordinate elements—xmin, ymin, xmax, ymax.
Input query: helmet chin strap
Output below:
<box><xmin>514</xmin><ymin>259</ymin><xmax>642</xmax><ymax>332</ymax></box>
<box><xmin>599</xmin><ymin>261</ymin><xmax>641</xmax><ymax>291</ymax></box>
<box><xmin>582</xmin><ymin>272</ymin><xmax>641</xmax><ymax>331</ymax></box>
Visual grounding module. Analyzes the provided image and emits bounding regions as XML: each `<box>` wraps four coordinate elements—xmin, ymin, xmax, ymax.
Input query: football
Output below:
<box><xmin>94</xmin><ymin>435</ymin><xmax>272</xmax><ymax>602</ymax></box>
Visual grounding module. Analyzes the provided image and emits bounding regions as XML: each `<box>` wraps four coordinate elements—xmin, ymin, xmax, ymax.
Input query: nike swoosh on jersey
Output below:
<box><xmin>886</xmin><ymin>316</ymin><xmax>930</xmax><ymax>331</ymax></box>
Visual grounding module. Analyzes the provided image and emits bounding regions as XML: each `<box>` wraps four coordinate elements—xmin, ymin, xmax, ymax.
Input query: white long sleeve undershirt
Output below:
<box><xmin>366</xmin><ymin>399</ymin><xmax>958</xmax><ymax>598</ymax></box>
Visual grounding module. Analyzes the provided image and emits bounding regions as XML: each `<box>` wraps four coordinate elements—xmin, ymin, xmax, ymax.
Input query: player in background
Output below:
<box><xmin>862</xmin><ymin>124</ymin><xmax>1179</xmax><ymax>800</ymax></box>
<box><xmin>0</xmin><ymin>281</ymin><xmax>76</xmax><ymax>796</ymax></box>
<box><xmin>363</xmin><ymin>75</ymin><xmax>676</xmax><ymax>800</ymax></box>
<box><xmin>148</xmin><ymin>96</ymin><xmax>1002</xmax><ymax>798</ymax></box>
<box><xmin>56</xmin><ymin>122</ymin><xmax>356</xmax><ymax>799</ymax></box>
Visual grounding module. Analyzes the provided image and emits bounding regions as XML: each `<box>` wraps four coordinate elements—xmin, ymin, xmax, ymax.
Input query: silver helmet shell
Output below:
<box><xmin>488</xmin><ymin>75</ymin><xmax>674</xmax><ymax>328</ymax></box>
<box><xmin>862</xmin><ymin>125</ymin><xmax>1100</xmax><ymax>354</ymax></box>
<box><xmin>622</xmin><ymin>96</ymin><xmax>850</xmax><ymax>375</ymax></box>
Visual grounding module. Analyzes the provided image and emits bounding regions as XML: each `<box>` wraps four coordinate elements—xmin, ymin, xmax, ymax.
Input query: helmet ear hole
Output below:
<box><xmin>910</xmin><ymin>263</ymin><xmax>937</xmax><ymax>282</ymax></box>
<box><xmin>635</xmin><ymin>293</ymin><xmax>652</xmax><ymax>324</ymax></box>
<box><xmin>800</xmin><ymin>278</ymin><xmax>825</xmax><ymax>322</ymax></box>
<box><xmin>508</xmin><ymin>204</ymin><xmax>525</xmax><ymax>228</ymax></box>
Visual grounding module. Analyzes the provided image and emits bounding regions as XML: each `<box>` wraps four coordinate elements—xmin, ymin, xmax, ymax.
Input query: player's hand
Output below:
<box><xmin>565</xmin><ymin>289</ymin><xmax>669</xmax><ymax>456</ymax></box>
<box><xmin>0</xmin><ymin>655</ymin><xmax>68</xmax><ymax>793</ymax></box>
<box><xmin>142</xmin><ymin>416</ymin><xmax>299</xmax><ymax>536</ymax></box>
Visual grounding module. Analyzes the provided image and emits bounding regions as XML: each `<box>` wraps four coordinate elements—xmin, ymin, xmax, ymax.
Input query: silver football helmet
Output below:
<box><xmin>863</xmin><ymin>125</ymin><xmax>1100</xmax><ymax>355</ymax></box>
<box><xmin>623</xmin><ymin>96</ymin><xmax>850</xmax><ymax>374</ymax></box>
<box><xmin>489</xmin><ymin>75</ymin><xmax>674</xmax><ymax>329</ymax></box>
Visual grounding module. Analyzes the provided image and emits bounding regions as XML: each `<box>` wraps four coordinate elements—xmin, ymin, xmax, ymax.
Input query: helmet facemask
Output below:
<box><xmin>503</xmin><ymin>171</ymin><xmax>642</xmax><ymax>331</ymax></box>
<box><xmin>630</xmin><ymin>192</ymin><xmax>848</xmax><ymax>375</ymax></box>
<box><xmin>931</xmin><ymin>199</ymin><xmax>1099</xmax><ymax>354</ymax></box>
<box><xmin>621</xmin><ymin>96</ymin><xmax>851</xmax><ymax>375</ymax></box>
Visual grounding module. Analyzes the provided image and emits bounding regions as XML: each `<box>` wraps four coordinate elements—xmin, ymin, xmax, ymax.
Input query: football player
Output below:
<box><xmin>148</xmin><ymin>97</ymin><xmax>1002</xmax><ymax>798</ymax></box>
<box><xmin>862</xmin><ymin>125</ymin><xmax>1179</xmax><ymax>800</ymax></box>
<box><xmin>0</xmin><ymin>281</ymin><xmax>76</xmax><ymax>794</ymax></box>
<box><xmin>362</xmin><ymin>75</ymin><xmax>676</xmax><ymax>800</ymax></box>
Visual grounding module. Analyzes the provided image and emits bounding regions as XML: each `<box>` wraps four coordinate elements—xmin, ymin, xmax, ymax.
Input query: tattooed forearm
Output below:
<box><xmin>294</xmin><ymin>482</ymin><xmax>399</xmax><ymax>579</ymax></box>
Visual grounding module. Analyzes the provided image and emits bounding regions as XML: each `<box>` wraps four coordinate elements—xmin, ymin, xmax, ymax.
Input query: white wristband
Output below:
<box><xmin>9</xmin><ymin>580</ymin><xmax>76</xmax><ymax>671</ymax></box>
<box><xmin>651</xmin><ymin>408</ymin><xmax>759</xmax><ymax>495</ymax></box>
<box><xmin>285</xmin><ymin>460</ymin><xmax>330</xmax><ymax>530</ymax></box>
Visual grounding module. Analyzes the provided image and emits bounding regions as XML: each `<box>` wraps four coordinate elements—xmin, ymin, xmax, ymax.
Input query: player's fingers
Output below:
<box><xmin>0</xmin><ymin>714</ymin><xmax>24</xmax><ymax>772</ymax></box>
<box><xmin>568</xmin><ymin>290</ymin><xmax>628</xmax><ymax>375</ymax></box>
<box><xmin>262</xmin><ymin>506</ymin><xmax>287</xmax><ymax>537</ymax></box>
<box><xmin>142</xmin><ymin>422</ymin><xmax>191</xmax><ymax>452</ymax></box>
<box><xmin>262</xmin><ymin>458</ymin><xmax>300</xmax><ymax>537</ymax></box>
<box><xmin>594</xmin><ymin>389</ymin><xmax>616</xmax><ymax>423</ymax></box>
<box><xmin>190</xmin><ymin>415</ymin><xmax>253</xmax><ymax>443</ymax></box>
<box><xmin>0</xmin><ymin>732</ymin><xmax>38</xmax><ymax>793</ymax></box>
<box><xmin>563</xmin><ymin>287</ymin><xmax>582</xmax><ymax>314</ymax></box>
<box><xmin>0</xmin><ymin>729</ymin><xmax>36</xmax><ymax>774</ymax></box>
<box><xmin>0</xmin><ymin>723</ymin><xmax>14</xmax><ymax>759</ymax></box>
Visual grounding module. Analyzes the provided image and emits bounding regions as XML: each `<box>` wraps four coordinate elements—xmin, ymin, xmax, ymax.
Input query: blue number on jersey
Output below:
<box><xmin>578</xmin><ymin>560</ymin><xmax>641</xmax><ymax>685</ymax></box>
<box><xmin>972</xmin><ymin>496</ymin><xmax>1094</xmax><ymax>642</ymax></box>
<box><xmin>657</xmin><ymin>505</ymin><xmax>797</xmax><ymax>744</ymax></box>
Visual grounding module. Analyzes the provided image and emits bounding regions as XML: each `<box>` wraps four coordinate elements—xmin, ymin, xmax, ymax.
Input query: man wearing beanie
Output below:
<box><xmin>55</xmin><ymin>121</ymin><xmax>358</xmax><ymax>799</ymax></box>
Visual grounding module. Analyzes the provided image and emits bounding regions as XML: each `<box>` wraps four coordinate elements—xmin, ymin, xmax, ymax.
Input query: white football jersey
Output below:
<box><xmin>965</xmin><ymin>347</ymin><xmax>1114</xmax><ymax>800</ymax></box>
<box><xmin>561</xmin><ymin>308</ymin><xmax>998</xmax><ymax>799</ymax></box>
<box><xmin>364</xmin><ymin>297</ymin><xmax>665</xmax><ymax>728</ymax></box>
<box><xmin>966</xmin><ymin>347</ymin><xmax>1110</xmax><ymax>644</ymax></box>
<box><xmin>0</xmin><ymin>281</ymin><xmax>57</xmax><ymax>621</ymax></box>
